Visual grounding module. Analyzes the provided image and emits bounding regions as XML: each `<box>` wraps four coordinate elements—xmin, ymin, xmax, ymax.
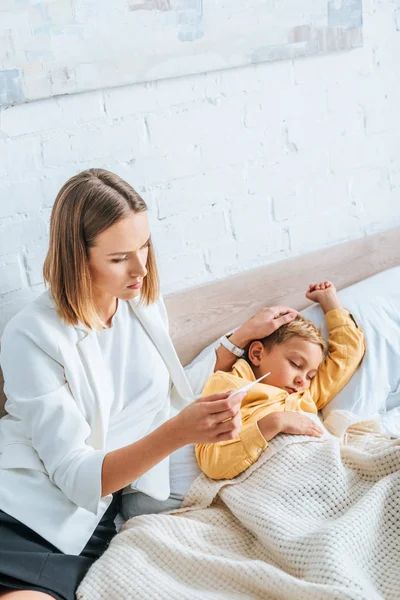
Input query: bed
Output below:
<box><xmin>1</xmin><ymin>227</ymin><xmax>400</xmax><ymax>599</ymax></box>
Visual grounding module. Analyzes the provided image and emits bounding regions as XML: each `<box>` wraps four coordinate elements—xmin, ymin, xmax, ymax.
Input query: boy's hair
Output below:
<box><xmin>245</xmin><ymin>315</ymin><xmax>327</xmax><ymax>360</ymax></box>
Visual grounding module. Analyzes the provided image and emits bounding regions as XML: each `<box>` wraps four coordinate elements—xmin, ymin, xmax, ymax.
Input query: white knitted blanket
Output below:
<box><xmin>77</xmin><ymin>432</ymin><xmax>400</xmax><ymax>600</ymax></box>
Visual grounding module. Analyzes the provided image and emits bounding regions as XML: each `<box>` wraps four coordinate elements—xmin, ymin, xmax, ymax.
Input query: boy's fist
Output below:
<box><xmin>305</xmin><ymin>281</ymin><xmax>336</xmax><ymax>303</ymax></box>
<box><xmin>305</xmin><ymin>281</ymin><xmax>342</xmax><ymax>313</ymax></box>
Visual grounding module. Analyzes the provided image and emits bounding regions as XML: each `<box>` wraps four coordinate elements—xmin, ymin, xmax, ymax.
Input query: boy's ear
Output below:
<box><xmin>247</xmin><ymin>341</ymin><xmax>265</xmax><ymax>366</ymax></box>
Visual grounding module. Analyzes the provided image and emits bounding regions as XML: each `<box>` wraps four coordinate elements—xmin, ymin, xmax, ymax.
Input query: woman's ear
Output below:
<box><xmin>247</xmin><ymin>341</ymin><xmax>265</xmax><ymax>367</ymax></box>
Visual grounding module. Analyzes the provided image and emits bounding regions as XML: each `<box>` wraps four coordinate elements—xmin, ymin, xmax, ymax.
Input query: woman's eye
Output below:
<box><xmin>111</xmin><ymin>256</ymin><xmax>127</xmax><ymax>263</ymax></box>
<box><xmin>290</xmin><ymin>360</ymin><xmax>300</xmax><ymax>368</ymax></box>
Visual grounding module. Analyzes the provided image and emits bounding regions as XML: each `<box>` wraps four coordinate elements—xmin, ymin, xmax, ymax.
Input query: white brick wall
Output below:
<box><xmin>0</xmin><ymin>0</ymin><xmax>400</xmax><ymax>333</ymax></box>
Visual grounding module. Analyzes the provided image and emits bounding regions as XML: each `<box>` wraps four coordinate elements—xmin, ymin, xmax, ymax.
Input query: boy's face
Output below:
<box><xmin>248</xmin><ymin>337</ymin><xmax>324</xmax><ymax>393</ymax></box>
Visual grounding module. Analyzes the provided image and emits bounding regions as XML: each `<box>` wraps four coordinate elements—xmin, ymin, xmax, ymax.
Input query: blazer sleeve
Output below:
<box><xmin>0</xmin><ymin>321</ymin><xmax>106</xmax><ymax>514</ymax></box>
<box><xmin>182</xmin><ymin>338</ymin><xmax>222</xmax><ymax>396</ymax></box>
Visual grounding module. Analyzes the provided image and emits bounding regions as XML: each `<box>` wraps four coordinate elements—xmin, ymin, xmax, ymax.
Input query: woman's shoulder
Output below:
<box><xmin>1</xmin><ymin>289</ymin><xmax>75</xmax><ymax>347</ymax></box>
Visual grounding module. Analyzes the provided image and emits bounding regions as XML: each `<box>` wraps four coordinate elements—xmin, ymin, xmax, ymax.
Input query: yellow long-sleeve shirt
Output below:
<box><xmin>196</xmin><ymin>309</ymin><xmax>365</xmax><ymax>480</ymax></box>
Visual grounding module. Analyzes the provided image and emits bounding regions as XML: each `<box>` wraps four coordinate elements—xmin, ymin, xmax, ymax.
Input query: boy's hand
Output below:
<box><xmin>258</xmin><ymin>411</ymin><xmax>324</xmax><ymax>441</ymax></box>
<box><xmin>305</xmin><ymin>281</ymin><xmax>343</xmax><ymax>313</ymax></box>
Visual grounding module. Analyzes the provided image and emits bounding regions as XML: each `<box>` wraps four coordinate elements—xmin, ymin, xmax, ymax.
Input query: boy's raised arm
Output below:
<box><xmin>307</xmin><ymin>282</ymin><xmax>366</xmax><ymax>410</ymax></box>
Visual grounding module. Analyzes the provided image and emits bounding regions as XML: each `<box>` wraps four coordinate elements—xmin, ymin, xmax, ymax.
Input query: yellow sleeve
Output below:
<box><xmin>195</xmin><ymin>421</ymin><xmax>268</xmax><ymax>480</ymax></box>
<box><xmin>309</xmin><ymin>309</ymin><xmax>366</xmax><ymax>410</ymax></box>
<box><xmin>196</xmin><ymin>370</ymin><xmax>268</xmax><ymax>480</ymax></box>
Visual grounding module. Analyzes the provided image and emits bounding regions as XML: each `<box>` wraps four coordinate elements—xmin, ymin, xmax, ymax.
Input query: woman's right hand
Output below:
<box><xmin>173</xmin><ymin>391</ymin><xmax>246</xmax><ymax>445</ymax></box>
<box><xmin>258</xmin><ymin>411</ymin><xmax>324</xmax><ymax>441</ymax></box>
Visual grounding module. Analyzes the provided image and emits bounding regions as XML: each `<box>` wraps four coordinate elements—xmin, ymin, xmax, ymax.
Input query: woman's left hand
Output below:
<box><xmin>230</xmin><ymin>305</ymin><xmax>298</xmax><ymax>347</ymax></box>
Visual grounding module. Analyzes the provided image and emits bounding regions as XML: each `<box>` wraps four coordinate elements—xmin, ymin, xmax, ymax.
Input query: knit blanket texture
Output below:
<box><xmin>77</xmin><ymin>431</ymin><xmax>400</xmax><ymax>600</ymax></box>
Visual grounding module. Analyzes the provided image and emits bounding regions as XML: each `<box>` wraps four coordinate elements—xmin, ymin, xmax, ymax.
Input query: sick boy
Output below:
<box><xmin>196</xmin><ymin>281</ymin><xmax>365</xmax><ymax>480</ymax></box>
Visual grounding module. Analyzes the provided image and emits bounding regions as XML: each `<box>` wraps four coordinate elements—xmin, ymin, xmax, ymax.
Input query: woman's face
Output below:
<box><xmin>88</xmin><ymin>211</ymin><xmax>151</xmax><ymax>300</ymax></box>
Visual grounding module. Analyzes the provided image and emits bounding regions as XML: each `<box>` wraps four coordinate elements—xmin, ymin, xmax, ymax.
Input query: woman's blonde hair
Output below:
<box><xmin>43</xmin><ymin>168</ymin><xmax>159</xmax><ymax>329</ymax></box>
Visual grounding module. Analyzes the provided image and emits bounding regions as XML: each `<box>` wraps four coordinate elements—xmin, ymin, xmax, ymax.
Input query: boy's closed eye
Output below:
<box><xmin>289</xmin><ymin>359</ymin><xmax>316</xmax><ymax>381</ymax></box>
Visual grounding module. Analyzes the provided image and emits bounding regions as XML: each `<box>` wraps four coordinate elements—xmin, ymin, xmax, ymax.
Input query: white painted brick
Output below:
<box><xmin>273</xmin><ymin>181</ymin><xmax>316</xmax><ymax>222</ymax></box>
<box><xmin>1</xmin><ymin>92</ymin><xmax>104</xmax><ymax>138</ymax></box>
<box><xmin>56</xmin><ymin>92</ymin><xmax>106</xmax><ymax>126</ymax></box>
<box><xmin>0</xmin><ymin>180</ymin><xmax>44</xmax><ymax>218</ymax></box>
<box><xmin>273</xmin><ymin>177</ymin><xmax>350</xmax><ymax>222</ymax></box>
<box><xmin>0</xmin><ymin>218</ymin><xmax>48</xmax><ymax>255</ymax></box>
<box><xmin>268</xmin><ymin>145</ymin><xmax>331</xmax><ymax>180</ymax></box>
<box><xmin>0</xmin><ymin>137</ymin><xmax>40</xmax><ymax>180</ymax></box>
<box><xmin>230</xmin><ymin>194</ymin><xmax>273</xmax><ymax>240</ymax></box>
<box><xmin>24</xmin><ymin>246</ymin><xmax>47</xmax><ymax>286</ymax></box>
<box><xmin>205</xmin><ymin>242</ymin><xmax>239</xmax><ymax>275</ymax></box>
<box><xmin>284</xmin><ymin>109</ymin><xmax>365</xmax><ymax>153</ymax></box>
<box><xmin>289</xmin><ymin>213</ymin><xmax>364</xmax><ymax>253</ymax></box>
<box><xmin>363</xmin><ymin>193</ymin><xmax>400</xmax><ymax>234</ymax></box>
<box><xmin>40</xmin><ymin>168</ymin><xmax>79</xmax><ymax>208</ymax></box>
<box><xmin>257</xmin><ymin>80</ymin><xmax>328</xmax><ymax>122</ymax></box>
<box><xmin>348</xmin><ymin>168</ymin><xmax>391</xmax><ymax>206</ymax></box>
<box><xmin>104</xmin><ymin>84</ymin><xmax>160</xmax><ymax>119</ymax></box>
<box><xmin>1</xmin><ymin>100</ymin><xmax>61</xmax><ymax>137</ymax></box>
<box><xmin>294</xmin><ymin>48</ymin><xmax>372</xmax><ymax>87</ymax></box>
<box><xmin>329</xmin><ymin>136</ymin><xmax>380</xmax><ymax>173</ymax></box>
<box><xmin>154</xmin><ymin>168</ymin><xmax>247</xmax><ymax>219</ymax></box>
<box><xmin>389</xmin><ymin>171</ymin><xmax>400</xmax><ymax>189</ymax></box>
<box><xmin>128</xmin><ymin>146</ymin><xmax>204</xmax><ymax>187</ymax></box>
<box><xmin>0</xmin><ymin>260</ymin><xmax>23</xmax><ymax>295</ymax></box>
<box><xmin>41</xmin><ymin>134</ymin><xmax>73</xmax><ymax>168</ymax></box>
<box><xmin>236</xmin><ymin>227</ymin><xmax>289</xmax><ymax>264</ymax></box>
<box><xmin>326</xmin><ymin>77</ymin><xmax>386</xmax><ymax>115</ymax></box>
<box><xmin>157</xmin><ymin>251</ymin><xmax>206</xmax><ymax>287</ymax></box>
<box><xmin>154</xmin><ymin>77</ymin><xmax>202</xmax><ymax>109</ymax></box>
<box><xmin>183</xmin><ymin>209</ymin><xmax>230</xmax><ymax>247</ymax></box>
<box><xmin>151</xmin><ymin>220</ymin><xmax>185</xmax><ymax>256</ymax></box>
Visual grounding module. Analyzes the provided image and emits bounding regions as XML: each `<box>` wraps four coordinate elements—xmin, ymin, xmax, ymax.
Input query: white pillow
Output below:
<box><xmin>300</xmin><ymin>267</ymin><xmax>400</xmax><ymax>420</ymax></box>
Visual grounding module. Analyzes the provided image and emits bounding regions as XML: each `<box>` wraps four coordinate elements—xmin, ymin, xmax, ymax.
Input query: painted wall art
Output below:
<box><xmin>0</xmin><ymin>0</ymin><xmax>363</xmax><ymax>106</ymax></box>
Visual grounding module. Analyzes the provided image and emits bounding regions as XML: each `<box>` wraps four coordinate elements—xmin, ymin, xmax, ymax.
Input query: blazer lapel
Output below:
<box><xmin>75</xmin><ymin>326</ymin><xmax>113</xmax><ymax>448</ymax></box>
<box><xmin>129</xmin><ymin>298</ymin><xmax>194</xmax><ymax>400</ymax></box>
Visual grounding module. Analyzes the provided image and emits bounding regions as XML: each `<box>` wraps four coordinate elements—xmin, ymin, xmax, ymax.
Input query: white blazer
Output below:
<box><xmin>0</xmin><ymin>290</ymin><xmax>218</xmax><ymax>555</ymax></box>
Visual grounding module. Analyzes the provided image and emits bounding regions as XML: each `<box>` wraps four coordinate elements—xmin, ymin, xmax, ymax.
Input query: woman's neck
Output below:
<box><xmin>92</xmin><ymin>290</ymin><xmax>118</xmax><ymax>327</ymax></box>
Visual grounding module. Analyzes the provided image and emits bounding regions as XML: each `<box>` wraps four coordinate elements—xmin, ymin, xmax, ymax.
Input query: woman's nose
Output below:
<box><xmin>129</xmin><ymin>257</ymin><xmax>147</xmax><ymax>278</ymax></box>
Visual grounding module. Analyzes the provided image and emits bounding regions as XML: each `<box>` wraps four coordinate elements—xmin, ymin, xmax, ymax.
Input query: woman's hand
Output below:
<box><xmin>173</xmin><ymin>391</ymin><xmax>246</xmax><ymax>445</ymax></box>
<box><xmin>258</xmin><ymin>411</ymin><xmax>324</xmax><ymax>441</ymax></box>
<box><xmin>230</xmin><ymin>306</ymin><xmax>298</xmax><ymax>348</ymax></box>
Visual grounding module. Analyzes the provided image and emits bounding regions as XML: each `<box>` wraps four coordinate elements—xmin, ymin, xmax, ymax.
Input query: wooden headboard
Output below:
<box><xmin>165</xmin><ymin>227</ymin><xmax>400</xmax><ymax>365</ymax></box>
<box><xmin>0</xmin><ymin>226</ymin><xmax>399</xmax><ymax>416</ymax></box>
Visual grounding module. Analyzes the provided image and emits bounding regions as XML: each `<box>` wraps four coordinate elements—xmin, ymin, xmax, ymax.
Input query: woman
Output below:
<box><xmin>0</xmin><ymin>169</ymin><xmax>297</xmax><ymax>600</ymax></box>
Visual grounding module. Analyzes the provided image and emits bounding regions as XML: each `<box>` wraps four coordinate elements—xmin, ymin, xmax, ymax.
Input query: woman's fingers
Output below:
<box><xmin>271</xmin><ymin>305</ymin><xmax>298</xmax><ymax>318</ymax></box>
<box><xmin>272</xmin><ymin>311</ymin><xmax>297</xmax><ymax>330</ymax></box>
<box><xmin>200</xmin><ymin>391</ymin><xmax>235</xmax><ymax>403</ymax></box>
<box><xmin>203</xmin><ymin>393</ymin><xmax>245</xmax><ymax>414</ymax></box>
<box><xmin>211</xmin><ymin>407</ymin><xmax>240</xmax><ymax>424</ymax></box>
<box><xmin>215</xmin><ymin>412</ymin><xmax>242</xmax><ymax>439</ymax></box>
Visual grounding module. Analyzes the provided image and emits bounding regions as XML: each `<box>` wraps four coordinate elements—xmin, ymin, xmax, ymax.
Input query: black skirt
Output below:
<box><xmin>0</xmin><ymin>494</ymin><xmax>121</xmax><ymax>600</ymax></box>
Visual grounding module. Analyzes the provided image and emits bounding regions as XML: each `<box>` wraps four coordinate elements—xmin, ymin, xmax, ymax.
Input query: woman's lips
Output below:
<box><xmin>127</xmin><ymin>281</ymin><xmax>142</xmax><ymax>289</ymax></box>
